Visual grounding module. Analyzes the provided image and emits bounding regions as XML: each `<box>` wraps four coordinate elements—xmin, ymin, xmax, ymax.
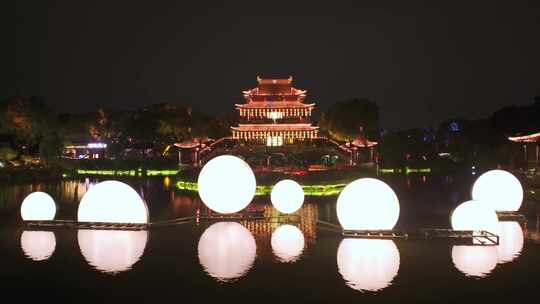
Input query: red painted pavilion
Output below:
<box><xmin>508</xmin><ymin>131</ymin><xmax>540</xmax><ymax>166</ymax></box>
<box><xmin>231</xmin><ymin>76</ymin><xmax>319</xmax><ymax>146</ymax></box>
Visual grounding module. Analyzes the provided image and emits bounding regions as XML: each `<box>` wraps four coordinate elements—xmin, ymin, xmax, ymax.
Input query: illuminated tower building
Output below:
<box><xmin>231</xmin><ymin>76</ymin><xmax>319</xmax><ymax>146</ymax></box>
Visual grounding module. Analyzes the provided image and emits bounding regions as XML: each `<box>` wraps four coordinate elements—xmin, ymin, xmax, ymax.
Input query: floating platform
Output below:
<box><xmin>496</xmin><ymin>211</ymin><xmax>526</xmax><ymax>222</ymax></box>
<box><xmin>420</xmin><ymin>229</ymin><xmax>499</xmax><ymax>245</ymax></box>
<box><xmin>198</xmin><ymin>210</ymin><xmax>266</xmax><ymax>221</ymax></box>
<box><xmin>24</xmin><ymin>220</ymin><xmax>148</xmax><ymax>231</ymax></box>
<box><xmin>342</xmin><ymin>229</ymin><xmax>408</xmax><ymax>239</ymax></box>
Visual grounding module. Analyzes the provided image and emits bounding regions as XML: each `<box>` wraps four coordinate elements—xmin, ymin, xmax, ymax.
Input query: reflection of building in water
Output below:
<box><xmin>170</xmin><ymin>192</ymin><xmax>203</xmax><ymax>218</ymax></box>
<box><xmin>20</xmin><ymin>231</ymin><xmax>56</xmax><ymax>261</ymax></box>
<box><xmin>0</xmin><ymin>183</ymin><xmax>45</xmax><ymax>212</ymax></box>
<box><xmin>163</xmin><ymin>176</ymin><xmax>172</xmax><ymax>190</ymax></box>
<box><xmin>497</xmin><ymin>221</ymin><xmax>524</xmax><ymax>264</ymax></box>
<box><xmin>57</xmin><ymin>179</ymin><xmax>92</xmax><ymax>205</ymax></box>
<box><xmin>240</xmin><ymin>203</ymin><xmax>318</xmax><ymax>258</ymax></box>
<box><xmin>78</xmin><ymin>229</ymin><xmax>148</xmax><ymax>274</ymax></box>
<box><xmin>524</xmin><ymin>214</ymin><xmax>540</xmax><ymax>243</ymax></box>
<box><xmin>337</xmin><ymin>239</ymin><xmax>400</xmax><ymax>292</ymax></box>
<box><xmin>198</xmin><ymin>222</ymin><xmax>256</xmax><ymax>282</ymax></box>
<box><xmin>452</xmin><ymin>245</ymin><xmax>498</xmax><ymax>278</ymax></box>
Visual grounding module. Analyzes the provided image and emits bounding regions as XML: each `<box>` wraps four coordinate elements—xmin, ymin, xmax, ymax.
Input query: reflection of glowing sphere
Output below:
<box><xmin>452</xmin><ymin>245</ymin><xmax>498</xmax><ymax>278</ymax></box>
<box><xmin>20</xmin><ymin>231</ymin><xmax>56</xmax><ymax>261</ymax></box>
<box><xmin>78</xmin><ymin>230</ymin><xmax>148</xmax><ymax>274</ymax></box>
<box><xmin>198</xmin><ymin>222</ymin><xmax>256</xmax><ymax>282</ymax></box>
<box><xmin>197</xmin><ymin>155</ymin><xmax>256</xmax><ymax>214</ymax></box>
<box><xmin>337</xmin><ymin>239</ymin><xmax>400</xmax><ymax>292</ymax></box>
<box><xmin>77</xmin><ymin>180</ymin><xmax>148</xmax><ymax>223</ymax></box>
<box><xmin>497</xmin><ymin>221</ymin><xmax>524</xmax><ymax>264</ymax></box>
<box><xmin>20</xmin><ymin>192</ymin><xmax>56</xmax><ymax>221</ymax></box>
<box><xmin>472</xmin><ymin>169</ymin><xmax>523</xmax><ymax>212</ymax></box>
<box><xmin>451</xmin><ymin>200</ymin><xmax>499</xmax><ymax>234</ymax></box>
<box><xmin>271</xmin><ymin>225</ymin><xmax>305</xmax><ymax>263</ymax></box>
<box><xmin>336</xmin><ymin>178</ymin><xmax>400</xmax><ymax>230</ymax></box>
<box><xmin>271</xmin><ymin>180</ymin><xmax>304</xmax><ymax>214</ymax></box>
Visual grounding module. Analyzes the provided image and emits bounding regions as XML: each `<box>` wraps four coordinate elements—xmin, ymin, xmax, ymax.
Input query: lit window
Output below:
<box><xmin>266</xmin><ymin>136</ymin><xmax>283</xmax><ymax>147</ymax></box>
<box><xmin>267</xmin><ymin>111</ymin><xmax>283</xmax><ymax>120</ymax></box>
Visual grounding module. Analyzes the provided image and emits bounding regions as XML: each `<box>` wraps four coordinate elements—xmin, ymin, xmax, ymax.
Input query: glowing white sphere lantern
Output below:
<box><xmin>271</xmin><ymin>225</ymin><xmax>305</xmax><ymax>263</ymax></box>
<box><xmin>20</xmin><ymin>231</ymin><xmax>56</xmax><ymax>261</ymax></box>
<box><xmin>198</xmin><ymin>222</ymin><xmax>256</xmax><ymax>282</ymax></box>
<box><xmin>451</xmin><ymin>200</ymin><xmax>499</xmax><ymax>234</ymax></box>
<box><xmin>77</xmin><ymin>180</ymin><xmax>148</xmax><ymax>224</ymax></box>
<box><xmin>20</xmin><ymin>192</ymin><xmax>56</xmax><ymax>221</ymax></box>
<box><xmin>337</xmin><ymin>239</ymin><xmax>400</xmax><ymax>292</ymax></box>
<box><xmin>452</xmin><ymin>245</ymin><xmax>498</xmax><ymax>278</ymax></box>
<box><xmin>497</xmin><ymin>221</ymin><xmax>524</xmax><ymax>264</ymax></box>
<box><xmin>271</xmin><ymin>179</ymin><xmax>304</xmax><ymax>214</ymax></box>
<box><xmin>336</xmin><ymin>178</ymin><xmax>400</xmax><ymax>230</ymax></box>
<box><xmin>78</xmin><ymin>230</ymin><xmax>148</xmax><ymax>274</ymax></box>
<box><xmin>472</xmin><ymin>169</ymin><xmax>523</xmax><ymax>212</ymax></box>
<box><xmin>197</xmin><ymin>155</ymin><xmax>256</xmax><ymax>214</ymax></box>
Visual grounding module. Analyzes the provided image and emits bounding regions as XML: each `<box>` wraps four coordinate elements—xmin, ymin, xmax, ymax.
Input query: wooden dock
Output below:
<box><xmin>24</xmin><ymin>220</ymin><xmax>148</xmax><ymax>231</ymax></box>
<box><xmin>420</xmin><ymin>229</ymin><xmax>499</xmax><ymax>245</ymax></box>
<box><xmin>496</xmin><ymin>211</ymin><xmax>526</xmax><ymax>222</ymax></box>
<box><xmin>342</xmin><ymin>229</ymin><xmax>408</xmax><ymax>239</ymax></box>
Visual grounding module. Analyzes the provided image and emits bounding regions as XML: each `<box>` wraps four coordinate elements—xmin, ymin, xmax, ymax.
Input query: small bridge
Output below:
<box><xmin>178</xmin><ymin>136</ymin><xmax>375</xmax><ymax>167</ymax></box>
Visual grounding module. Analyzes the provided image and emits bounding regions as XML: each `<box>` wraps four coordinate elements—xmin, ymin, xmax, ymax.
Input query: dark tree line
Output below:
<box><xmin>0</xmin><ymin>97</ymin><xmax>231</xmax><ymax>165</ymax></box>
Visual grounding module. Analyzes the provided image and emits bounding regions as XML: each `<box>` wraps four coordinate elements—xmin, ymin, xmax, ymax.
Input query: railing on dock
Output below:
<box><xmin>24</xmin><ymin>220</ymin><xmax>148</xmax><ymax>231</ymax></box>
<box><xmin>420</xmin><ymin>229</ymin><xmax>499</xmax><ymax>245</ymax></box>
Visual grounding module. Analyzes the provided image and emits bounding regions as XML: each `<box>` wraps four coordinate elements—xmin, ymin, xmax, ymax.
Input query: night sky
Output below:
<box><xmin>10</xmin><ymin>1</ymin><xmax>540</xmax><ymax>130</ymax></box>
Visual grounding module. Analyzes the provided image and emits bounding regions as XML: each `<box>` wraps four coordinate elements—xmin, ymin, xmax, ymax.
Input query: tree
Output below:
<box><xmin>319</xmin><ymin>98</ymin><xmax>379</xmax><ymax>142</ymax></box>
<box><xmin>436</xmin><ymin>118</ymin><xmax>510</xmax><ymax>167</ymax></box>
<box><xmin>490</xmin><ymin>97</ymin><xmax>540</xmax><ymax>135</ymax></box>
<box><xmin>0</xmin><ymin>96</ymin><xmax>53</xmax><ymax>146</ymax></box>
<box><xmin>39</xmin><ymin>132</ymin><xmax>63</xmax><ymax>166</ymax></box>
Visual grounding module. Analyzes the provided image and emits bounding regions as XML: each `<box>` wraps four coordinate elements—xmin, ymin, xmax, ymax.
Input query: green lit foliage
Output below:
<box><xmin>175</xmin><ymin>180</ymin><xmax>346</xmax><ymax>196</ymax></box>
<box><xmin>0</xmin><ymin>147</ymin><xmax>18</xmax><ymax>161</ymax></box>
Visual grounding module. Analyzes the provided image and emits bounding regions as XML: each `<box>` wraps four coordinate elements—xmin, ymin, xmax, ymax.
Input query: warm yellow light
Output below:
<box><xmin>270</xmin><ymin>179</ymin><xmax>304</xmax><ymax>214</ymax></box>
<box><xmin>197</xmin><ymin>222</ymin><xmax>256</xmax><ymax>282</ymax></box>
<box><xmin>77</xmin><ymin>180</ymin><xmax>148</xmax><ymax>224</ymax></box>
<box><xmin>452</xmin><ymin>245</ymin><xmax>498</xmax><ymax>278</ymax></box>
<box><xmin>20</xmin><ymin>231</ymin><xmax>56</xmax><ymax>261</ymax></box>
<box><xmin>472</xmin><ymin>169</ymin><xmax>523</xmax><ymax>212</ymax></box>
<box><xmin>336</xmin><ymin>178</ymin><xmax>400</xmax><ymax>230</ymax></box>
<box><xmin>271</xmin><ymin>225</ymin><xmax>305</xmax><ymax>263</ymax></box>
<box><xmin>451</xmin><ymin>200</ymin><xmax>499</xmax><ymax>234</ymax></box>
<box><xmin>78</xmin><ymin>229</ymin><xmax>148</xmax><ymax>274</ymax></box>
<box><xmin>496</xmin><ymin>221</ymin><xmax>524</xmax><ymax>264</ymax></box>
<box><xmin>337</xmin><ymin>239</ymin><xmax>400</xmax><ymax>292</ymax></box>
<box><xmin>197</xmin><ymin>155</ymin><xmax>256</xmax><ymax>214</ymax></box>
<box><xmin>20</xmin><ymin>192</ymin><xmax>56</xmax><ymax>221</ymax></box>
<box><xmin>267</xmin><ymin>111</ymin><xmax>283</xmax><ymax>120</ymax></box>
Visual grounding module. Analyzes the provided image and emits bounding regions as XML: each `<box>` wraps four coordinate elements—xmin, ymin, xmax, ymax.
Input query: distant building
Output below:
<box><xmin>63</xmin><ymin>142</ymin><xmax>107</xmax><ymax>159</ymax></box>
<box><xmin>231</xmin><ymin>76</ymin><xmax>319</xmax><ymax>146</ymax></box>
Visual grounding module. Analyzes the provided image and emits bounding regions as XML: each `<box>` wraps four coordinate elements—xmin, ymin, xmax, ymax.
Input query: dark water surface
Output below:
<box><xmin>1</xmin><ymin>174</ymin><xmax>539</xmax><ymax>303</ymax></box>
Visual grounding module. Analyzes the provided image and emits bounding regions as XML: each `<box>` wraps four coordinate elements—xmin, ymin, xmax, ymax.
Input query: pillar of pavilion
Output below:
<box><xmin>508</xmin><ymin>131</ymin><xmax>540</xmax><ymax>168</ymax></box>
